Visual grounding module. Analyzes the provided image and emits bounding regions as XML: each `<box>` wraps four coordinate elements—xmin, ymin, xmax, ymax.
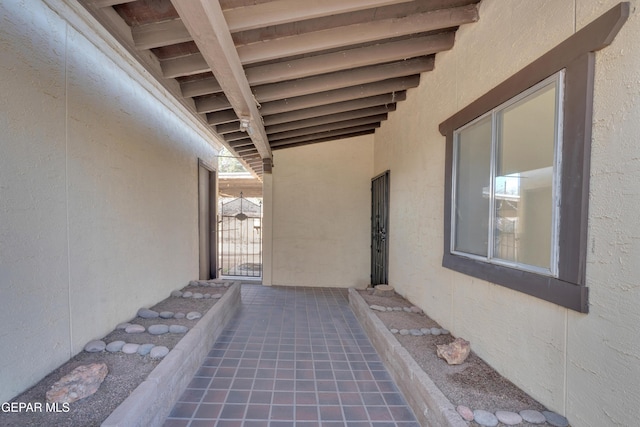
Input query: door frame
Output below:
<box><xmin>371</xmin><ymin>170</ymin><xmax>390</xmax><ymax>286</ymax></box>
<box><xmin>198</xmin><ymin>159</ymin><xmax>217</xmax><ymax>280</ymax></box>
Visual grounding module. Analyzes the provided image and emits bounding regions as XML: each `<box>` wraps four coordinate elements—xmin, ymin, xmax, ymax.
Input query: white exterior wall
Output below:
<box><xmin>268</xmin><ymin>136</ymin><xmax>373</xmax><ymax>288</ymax></box>
<box><xmin>374</xmin><ymin>0</ymin><xmax>640</xmax><ymax>425</ymax></box>
<box><xmin>0</xmin><ymin>1</ymin><xmax>218</xmax><ymax>402</ymax></box>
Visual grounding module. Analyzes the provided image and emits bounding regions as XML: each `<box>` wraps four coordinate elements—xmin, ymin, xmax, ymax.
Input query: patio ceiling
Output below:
<box><xmin>80</xmin><ymin>0</ymin><xmax>480</xmax><ymax>177</ymax></box>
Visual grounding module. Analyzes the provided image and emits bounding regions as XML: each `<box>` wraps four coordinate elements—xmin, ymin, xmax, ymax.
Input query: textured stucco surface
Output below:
<box><xmin>269</xmin><ymin>136</ymin><xmax>373</xmax><ymax>288</ymax></box>
<box><xmin>0</xmin><ymin>1</ymin><xmax>217</xmax><ymax>402</ymax></box>
<box><xmin>373</xmin><ymin>0</ymin><xmax>640</xmax><ymax>425</ymax></box>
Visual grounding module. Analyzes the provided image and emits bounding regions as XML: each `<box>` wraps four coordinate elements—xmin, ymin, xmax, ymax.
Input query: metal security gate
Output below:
<box><xmin>371</xmin><ymin>171</ymin><xmax>390</xmax><ymax>285</ymax></box>
<box><xmin>218</xmin><ymin>193</ymin><xmax>262</xmax><ymax>277</ymax></box>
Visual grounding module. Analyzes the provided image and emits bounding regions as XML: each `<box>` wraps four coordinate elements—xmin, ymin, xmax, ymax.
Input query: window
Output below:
<box><xmin>452</xmin><ymin>74</ymin><xmax>563</xmax><ymax>276</ymax></box>
<box><xmin>438</xmin><ymin>3</ymin><xmax>629</xmax><ymax>313</ymax></box>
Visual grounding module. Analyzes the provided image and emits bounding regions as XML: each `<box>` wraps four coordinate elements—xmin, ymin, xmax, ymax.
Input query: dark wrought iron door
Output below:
<box><xmin>371</xmin><ymin>171</ymin><xmax>390</xmax><ymax>285</ymax></box>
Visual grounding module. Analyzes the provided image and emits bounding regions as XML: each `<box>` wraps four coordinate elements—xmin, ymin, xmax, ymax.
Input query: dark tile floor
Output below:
<box><xmin>163</xmin><ymin>285</ymin><xmax>419</xmax><ymax>427</ymax></box>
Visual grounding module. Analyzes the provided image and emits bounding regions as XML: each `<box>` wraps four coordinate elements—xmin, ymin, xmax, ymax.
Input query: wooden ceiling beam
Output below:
<box><xmin>237</xmin><ymin>5</ymin><xmax>478</xmax><ymax>64</ymax></box>
<box><xmin>224</xmin><ymin>0</ymin><xmax>414</xmax><ymax>33</ymax></box>
<box><xmin>268</xmin><ymin>114</ymin><xmax>388</xmax><ymax>142</ymax></box>
<box><xmin>270</xmin><ymin>130</ymin><xmax>376</xmax><ymax>150</ymax></box>
<box><xmin>270</xmin><ymin>124</ymin><xmax>380</xmax><ymax>148</ymax></box>
<box><xmin>245</xmin><ymin>32</ymin><xmax>453</xmax><ymax>86</ymax></box>
<box><xmin>207</xmin><ymin>110</ymin><xmax>239</xmax><ymax>126</ymax></box>
<box><xmin>253</xmin><ymin>57</ymin><xmax>433</xmax><ymax>103</ymax></box>
<box><xmin>161</xmin><ymin>53</ymin><xmax>209</xmax><ymax>78</ymax></box>
<box><xmin>224</xmin><ymin>131</ymin><xmax>249</xmax><ymax>142</ymax></box>
<box><xmin>171</xmin><ymin>0</ymin><xmax>272</xmax><ymax>160</ymax></box>
<box><xmin>195</xmin><ymin>94</ymin><xmax>231</xmax><ymax>114</ymax></box>
<box><xmin>260</xmin><ymin>75</ymin><xmax>419</xmax><ymax>116</ymax></box>
<box><xmin>90</xmin><ymin>0</ymin><xmax>136</xmax><ymax>7</ymax></box>
<box><xmin>263</xmin><ymin>92</ymin><xmax>405</xmax><ymax>126</ymax></box>
<box><xmin>181</xmin><ymin>76</ymin><xmax>222</xmax><ymax>98</ymax></box>
<box><xmin>132</xmin><ymin>19</ymin><xmax>192</xmax><ymax>50</ymax></box>
<box><xmin>266</xmin><ymin>104</ymin><xmax>396</xmax><ymax>134</ymax></box>
<box><xmin>216</xmin><ymin>121</ymin><xmax>241</xmax><ymax>135</ymax></box>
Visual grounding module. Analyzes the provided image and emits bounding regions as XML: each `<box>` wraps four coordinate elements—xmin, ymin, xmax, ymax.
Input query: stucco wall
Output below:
<box><xmin>373</xmin><ymin>0</ymin><xmax>640</xmax><ymax>425</ymax></box>
<box><xmin>268</xmin><ymin>136</ymin><xmax>373</xmax><ymax>288</ymax></box>
<box><xmin>0</xmin><ymin>1</ymin><xmax>218</xmax><ymax>402</ymax></box>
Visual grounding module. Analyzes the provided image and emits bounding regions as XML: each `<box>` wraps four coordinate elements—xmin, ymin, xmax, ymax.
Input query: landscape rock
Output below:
<box><xmin>390</xmin><ymin>329</ymin><xmax>399</xmax><ymax>334</ymax></box>
<box><xmin>174</xmin><ymin>312</ymin><xmax>185</xmax><ymax>319</ymax></box>
<box><xmin>441</xmin><ymin>329</ymin><xmax>450</xmax><ymax>335</ymax></box>
<box><xmin>403</xmin><ymin>307</ymin><xmax>412</xmax><ymax>312</ymax></box>
<box><xmin>212</xmin><ymin>293</ymin><xmax>224</xmax><ymax>299</ymax></box>
<box><xmin>369</xmin><ymin>304</ymin><xmax>387</xmax><ymax>312</ymax></box>
<box><xmin>520</xmin><ymin>410</ymin><xmax>546</xmax><ymax>424</ymax></box>
<box><xmin>137</xmin><ymin>343</ymin><xmax>155</xmax><ymax>356</ymax></box>
<box><xmin>186</xmin><ymin>311</ymin><xmax>202</xmax><ymax>320</ymax></box>
<box><xmin>170</xmin><ymin>290</ymin><xmax>183</xmax><ymax>297</ymax></box>
<box><xmin>137</xmin><ymin>308</ymin><xmax>159</xmax><ymax>319</ymax></box>
<box><xmin>373</xmin><ymin>284</ymin><xmax>395</xmax><ymax>297</ymax></box>
<box><xmin>159</xmin><ymin>311</ymin><xmax>174</xmax><ymax>319</ymax></box>
<box><xmin>149</xmin><ymin>346</ymin><xmax>169</xmax><ymax>359</ymax></box>
<box><xmin>436</xmin><ymin>337</ymin><xmax>471</xmax><ymax>365</ymax></box>
<box><xmin>121</xmin><ymin>343</ymin><xmax>139</xmax><ymax>354</ymax></box>
<box><xmin>115</xmin><ymin>322</ymin><xmax>131</xmax><ymax>330</ymax></box>
<box><xmin>399</xmin><ymin>329</ymin><xmax>410</xmax><ymax>336</ymax></box>
<box><xmin>148</xmin><ymin>324</ymin><xmax>170</xmax><ymax>335</ymax></box>
<box><xmin>456</xmin><ymin>405</ymin><xmax>474</xmax><ymax>421</ymax></box>
<box><xmin>496</xmin><ymin>411</ymin><xmax>523</xmax><ymax>425</ymax></box>
<box><xmin>46</xmin><ymin>363</ymin><xmax>108</xmax><ymax>404</ymax></box>
<box><xmin>430</xmin><ymin>327</ymin><xmax>442</xmax><ymax>336</ymax></box>
<box><xmin>409</xmin><ymin>329</ymin><xmax>423</xmax><ymax>336</ymax></box>
<box><xmin>420</xmin><ymin>328</ymin><xmax>431</xmax><ymax>335</ymax></box>
<box><xmin>182</xmin><ymin>291</ymin><xmax>193</xmax><ymax>298</ymax></box>
<box><xmin>125</xmin><ymin>324</ymin><xmax>145</xmax><ymax>334</ymax></box>
<box><xmin>189</xmin><ymin>280</ymin><xmax>198</xmax><ymax>286</ymax></box>
<box><xmin>169</xmin><ymin>325</ymin><xmax>189</xmax><ymax>334</ymax></box>
<box><xmin>203</xmin><ymin>294</ymin><xmax>211</xmax><ymax>299</ymax></box>
<box><xmin>105</xmin><ymin>341</ymin><xmax>125</xmax><ymax>353</ymax></box>
<box><xmin>192</xmin><ymin>293</ymin><xmax>203</xmax><ymax>299</ymax></box>
<box><xmin>543</xmin><ymin>411</ymin><xmax>569</xmax><ymax>427</ymax></box>
<box><xmin>473</xmin><ymin>410</ymin><xmax>498</xmax><ymax>426</ymax></box>
<box><xmin>393</xmin><ymin>307</ymin><xmax>403</xmax><ymax>311</ymax></box>
<box><xmin>409</xmin><ymin>306</ymin><xmax>422</xmax><ymax>314</ymax></box>
<box><xmin>84</xmin><ymin>340</ymin><xmax>106</xmax><ymax>353</ymax></box>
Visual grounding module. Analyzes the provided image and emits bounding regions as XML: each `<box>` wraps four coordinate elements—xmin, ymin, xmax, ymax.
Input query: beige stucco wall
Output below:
<box><xmin>373</xmin><ymin>0</ymin><xmax>640</xmax><ymax>425</ymax></box>
<box><xmin>0</xmin><ymin>1</ymin><xmax>218</xmax><ymax>402</ymax></box>
<box><xmin>268</xmin><ymin>136</ymin><xmax>374</xmax><ymax>288</ymax></box>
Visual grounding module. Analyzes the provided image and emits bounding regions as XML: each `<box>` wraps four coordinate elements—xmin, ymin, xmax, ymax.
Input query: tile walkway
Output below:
<box><xmin>163</xmin><ymin>285</ymin><xmax>419</xmax><ymax>427</ymax></box>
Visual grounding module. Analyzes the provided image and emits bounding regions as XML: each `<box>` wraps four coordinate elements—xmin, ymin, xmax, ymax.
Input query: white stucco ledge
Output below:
<box><xmin>348</xmin><ymin>288</ymin><xmax>467</xmax><ymax>427</ymax></box>
<box><xmin>101</xmin><ymin>282</ymin><xmax>241</xmax><ymax>427</ymax></box>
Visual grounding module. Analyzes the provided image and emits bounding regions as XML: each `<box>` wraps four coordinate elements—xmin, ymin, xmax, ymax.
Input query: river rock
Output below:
<box><xmin>171</xmin><ymin>290</ymin><xmax>183</xmax><ymax>297</ymax></box>
<box><xmin>115</xmin><ymin>322</ymin><xmax>131</xmax><ymax>330</ymax></box>
<box><xmin>399</xmin><ymin>329</ymin><xmax>410</xmax><ymax>336</ymax></box>
<box><xmin>474</xmin><ymin>410</ymin><xmax>498</xmax><ymax>426</ymax></box>
<box><xmin>430</xmin><ymin>327</ymin><xmax>442</xmax><ymax>336</ymax></box>
<box><xmin>496</xmin><ymin>411</ymin><xmax>523</xmax><ymax>425</ymax></box>
<box><xmin>182</xmin><ymin>291</ymin><xmax>193</xmax><ymax>298</ymax></box>
<box><xmin>212</xmin><ymin>293</ymin><xmax>223</xmax><ymax>299</ymax></box>
<box><xmin>159</xmin><ymin>311</ymin><xmax>174</xmax><ymax>319</ymax></box>
<box><xmin>106</xmin><ymin>341</ymin><xmax>125</xmax><ymax>352</ymax></box>
<box><xmin>192</xmin><ymin>293</ymin><xmax>203</xmax><ymax>299</ymax></box>
<box><xmin>46</xmin><ymin>363</ymin><xmax>108</xmax><ymax>404</ymax></box>
<box><xmin>125</xmin><ymin>324</ymin><xmax>145</xmax><ymax>334</ymax></box>
<box><xmin>150</xmin><ymin>346</ymin><xmax>169</xmax><ymax>359</ymax></box>
<box><xmin>409</xmin><ymin>329</ymin><xmax>423</xmax><ymax>336</ymax></box>
<box><xmin>137</xmin><ymin>343</ymin><xmax>155</xmax><ymax>356</ymax></box>
<box><xmin>121</xmin><ymin>343</ymin><xmax>140</xmax><ymax>354</ymax></box>
<box><xmin>137</xmin><ymin>308</ymin><xmax>159</xmax><ymax>319</ymax></box>
<box><xmin>169</xmin><ymin>325</ymin><xmax>189</xmax><ymax>334</ymax></box>
<box><xmin>186</xmin><ymin>311</ymin><xmax>202</xmax><ymax>320</ymax></box>
<box><xmin>543</xmin><ymin>411</ymin><xmax>569</xmax><ymax>427</ymax></box>
<box><xmin>436</xmin><ymin>337</ymin><xmax>471</xmax><ymax>365</ymax></box>
<box><xmin>519</xmin><ymin>410</ymin><xmax>546</xmax><ymax>424</ymax></box>
<box><xmin>410</xmin><ymin>306</ymin><xmax>422</xmax><ymax>314</ymax></box>
<box><xmin>390</xmin><ymin>328</ymin><xmax>399</xmax><ymax>334</ymax></box>
<box><xmin>420</xmin><ymin>328</ymin><xmax>431</xmax><ymax>335</ymax></box>
<box><xmin>174</xmin><ymin>312</ymin><xmax>185</xmax><ymax>319</ymax></box>
<box><xmin>456</xmin><ymin>405</ymin><xmax>474</xmax><ymax>421</ymax></box>
<box><xmin>189</xmin><ymin>280</ymin><xmax>198</xmax><ymax>286</ymax></box>
<box><xmin>369</xmin><ymin>304</ymin><xmax>387</xmax><ymax>312</ymax></box>
<box><xmin>148</xmin><ymin>324</ymin><xmax>170</xmax><ymax>335</ymax></box>
<box><xmin>84</xmin><ymin>340</ymin><xmax>106</xmax><ymax>353</ymax></box>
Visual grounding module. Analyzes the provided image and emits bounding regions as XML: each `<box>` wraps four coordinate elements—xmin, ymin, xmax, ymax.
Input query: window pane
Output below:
<box><xmin>494</xmin><ymin>82</ymin><xmax>558</xmax><ymax>270</ymax></box>
<box><xmin>454</xmin><ymin>115</ymin><xmax>492</xmax><ymax>256</ymax></box>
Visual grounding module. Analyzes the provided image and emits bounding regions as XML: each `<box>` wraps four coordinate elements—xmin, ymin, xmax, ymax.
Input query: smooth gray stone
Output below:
<box><xmin>520</xmin><ymin>410</ymin><xmax>546</xmax><ymax>424</ymax></box>
<box><xmin>390</xmin><ymin>329</ymin><xmax>399</xmax><ymax>334</ymax></box>
<box><xmin>474</xmin><ymin>410</ymin><xmax>498</xmax><ymax>427</ymax></box>
<box><xmin>369</xmin><ymin>304</ymin><xmax>387</xmax><ymax>312</ymax></box>
<box><xmin>84</xmin><ymin>340</ymin><xmax>106</xmax><ymax>352</ymax></box>
<box><xmin>403</xmin><ymin>307</ymin><xmax>412</xmax><ymax>312</ymax></box>
<box><xmin>137</xmin><ymin>343</ymin><xmax>155</xmax><ymax>356</ymax></box>
<box><xmin>393</xmin><ymin>307</ymin><xmax>403</xmax><ymax>311</ymax></box>
<box><xmin>170</xmin><ymin>290</ymin><xmax>183</xmax><ymax>297</ymax></box>
<box><xmin>203</xmin><ymin>294</ymin><xmax>211</xmax><ymax>299</ymax></box>
<box><xmin>149</xmin><ymin>346</ymin><xmax>169</xmax><ymax>359</ymax></box>
<box><xmin>430</xmin><ymin>327</ymin><xmax>442</xmax><ymax>336</ymax></box>
<box><xmin>410</xmin><ymin>306</ymin><xmax>422</xmax><ymax>313</ymax></box>
<box><xmin>192</xmin><ymin>293</ymin><xmax>203</xmax><ymax>299</ymax></box>
<box><xmin>148</xmin><ymin>324</ymin><xmax>169</xmax><ymax>335</ymax></box>
<box><xmin>182</xmin><ymin>291</ymin><xmax>193</xmax><ymax>298</ymax></box>
<box><xmin>399</xmin><ymin>329</ymin><xmax>410</xmax><ymax>336</ymax></box>
<box><xmin>169</xmin><ymin>325</ymin><xmax>188</xmax><ymax>334</ymax></box>
<box><xmin>106</xmin><ymin>341</ymin><xmax>125</xmax><ymax>353</ymax></box>
<box><xmin>137</xmin><ymin>308</ymin><xmax>159</xmax><ymax>319</ymax></box>
<box><xmin>441</xmin><ymin>329</ymin><xmax>450</xmax><ymax>335</ymax></box>
<box><xmin>409</xmin><ymin>329</ymin><xmax>423</xmax><ymax>336</ymax></box>
<box><xmin>543</xmin><ymin>411</ymin><xmax>569</xmax><ymax>427</ymax></box>
<box><xmin>159</xmin><ymin>311</ymin><xmax>174</xmax><ymax>319</ymax></box>
<box><xmin>125</xmin><ymin>324</ymin><xmax>145</xmax><ymax>334</ymax></box>
<box><xmin>188</xmin><ymin>281</ymin><xmax>198</xmax><ymax>286</ymax></box>
<box><xmin>496</xmin><ymin>411</ymin><xmax>522</xmax><ymax>425</ymax></box>
<box><xmin>420</xmin><ymin>328</ymin><xmax>431</xmax><ymax>335</ymax></box>
<box><xmin>186</xmin><ymin>311</ymin><xmax>202</xmax><ymax>320</ymax></box>
<box><xmin>115</xmin><ymin>322</ymin><xmax>131</xmax><ymax>330</ymax></box>
<box><xmin>173</xmin><ymin>312</ymin><xmax>185</xmax><ymax>319</ymax></box>
<box><xmin>211</xmin><ymin>293</ymin><xmax>223</xmax><ymax>299</ymax></box>
<box><xmin>121</xmin><ymin>343</ymin><xmax>139</xmax><ymax>354</ymax></box>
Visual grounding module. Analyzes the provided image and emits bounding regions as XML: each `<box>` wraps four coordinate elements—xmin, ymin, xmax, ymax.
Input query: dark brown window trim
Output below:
<box><xmin>438</xmin><ymin>3</ymin><xmax>629</xmax><ymax>313</ymax></box>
